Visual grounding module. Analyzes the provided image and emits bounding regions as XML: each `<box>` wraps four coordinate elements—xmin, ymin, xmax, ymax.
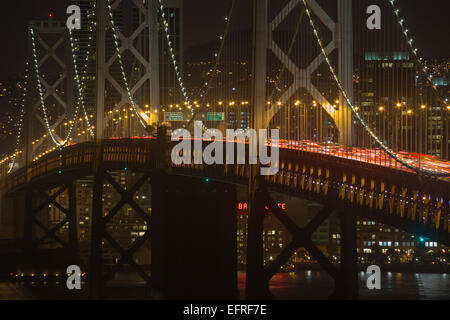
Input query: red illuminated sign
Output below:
<box><xmin>237</xmin><ymin>202</ymin><xmax>286</xmax><ymax>214</ymax></box>
<box><xmin>237</xmin><ymin>202</ymin><xmax>248</xmax><ymax>211</ymax></box>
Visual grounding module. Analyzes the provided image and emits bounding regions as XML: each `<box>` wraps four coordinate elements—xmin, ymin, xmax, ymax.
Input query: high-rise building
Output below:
<box><xmin>354</xmin><ymin>51</ymin><xmax>417</xmax><ymax>152</ymax></box>
<box><xmin>354</xmin><ymin>52</ymin><xmax>449</xmax><ymax>160</ymax></box>
<box><xmin>423</xmin><ymin>57</ymin><xmax>450</xmax><ymax>159</ymax></box>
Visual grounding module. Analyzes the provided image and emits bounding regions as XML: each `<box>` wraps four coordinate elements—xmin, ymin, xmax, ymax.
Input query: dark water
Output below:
<box><xmin>2</xmin><ymin>271</ymin><xmax>449</xmax><ymax>299</ymax></box>
<box><xmin>237</xmin><ymin>271</ymin><xmax>450</xmax><ymax>300</ymax></box>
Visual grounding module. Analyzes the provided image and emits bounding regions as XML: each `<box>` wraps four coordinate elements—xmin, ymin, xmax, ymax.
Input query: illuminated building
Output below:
<box><xmin>354</xmin><ymin>51</ymin><xmax>417</xmax><ymax>152</ymax></box>
<box><xmin>423</xmin><ymin>57</ymin><xmax>450</xmax><ymax>159</ymax></box>
<box><xmin>236</xmin><ymin>201</ymin><xmax>291</xmax><ymax>268</ymax></box>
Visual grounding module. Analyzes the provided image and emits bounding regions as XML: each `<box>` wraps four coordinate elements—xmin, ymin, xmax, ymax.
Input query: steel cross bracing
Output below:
<box><xmin>246</xmin><ymin>183</ymin><xmax>360</xmax><ymax>299</ymax></box>
<box><xmin>267</xmin><ymin>0</ymin><xmax>337</xmax><ymax>125</ymax></box>
<box><xmin>101</xmin><ymin>0</ymin><xmax>159</xmax><ymax>132</ymax></box>
<box><xmin>90</xmin><ymin>169</ymin><xmax>152</xmax><ymax>296</ymax></box>
<box><xmin>29</xmin><ymin>20</ymin><xmax>74</xmax><ymax>152</ymax></box>
<box><xmin>24</xmin><ymin>183</ymin><xmax>78</xmax><ymax>252</ymax></box>
<box><xmin>250</xmin><ymin>0</ymin><xmax>354</xmax><ymax>144</ymax></box>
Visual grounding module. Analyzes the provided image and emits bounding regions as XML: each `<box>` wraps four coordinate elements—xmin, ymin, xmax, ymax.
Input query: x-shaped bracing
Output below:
<box><xmin>32</xmin><ymin>184</ymin><xmax>71</xmax><ymax>249</ymax></box>
<box><xmin>32</xmin><ymin>34</ymin><xmax>69</xmax><ymax>150</ymax></box>
<box><xmin>104</xmin><ymin>0</ymin><xmax>151</xmax><ymax>126</ymax></box>
<box><xmin>266</xmin><ymin>0</ymin><xmax>337</xmax><ymax>128</ymax></box>
<box><xmin>261</xmin><ymin>191</ymin><xmax>339</xmax><ymax>282</ymax></box>
<box><xmin>101</xmin><ymin>170</ymin><xmax>152</xmax><ymax>284</ymax></box>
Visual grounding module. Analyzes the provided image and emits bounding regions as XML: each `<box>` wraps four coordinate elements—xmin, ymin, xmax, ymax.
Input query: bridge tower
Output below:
<box><xmin>95</xmin><ymin>0</ymin><xmax>162</xmax><ymax>139</ymax></box>
<box><xmin>24</xmin><ymin>18</ymin><xmax>76</xmax><ymax>163</ymax></box>
<box><xmin>252</xmin><ymin>0</ymin><xmax>354</xmax><ymax>145</ymax></box>
<box><xmin>247</xmin><ymin>0</ymin><xmax>358</xmax><ymax>300</ymax></box>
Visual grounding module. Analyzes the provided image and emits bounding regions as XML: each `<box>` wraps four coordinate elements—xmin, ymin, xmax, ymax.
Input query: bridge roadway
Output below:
<box><xmin>2</xmin><ymin>138</ymin><xmax>449</xmax><ymax>246</ymax></box>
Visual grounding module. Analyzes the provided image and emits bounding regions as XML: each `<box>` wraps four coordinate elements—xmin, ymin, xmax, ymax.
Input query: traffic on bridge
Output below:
<box><xmin>0</xmin><ymin>0</ymin><xmax>449</xmax><ymax>308</ymax></box>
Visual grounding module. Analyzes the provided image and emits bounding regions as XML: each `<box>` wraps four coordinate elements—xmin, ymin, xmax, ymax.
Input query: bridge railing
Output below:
<box><xmin>101</xmin><ymin>138</ymin><xmax>157</xmax><ymax>168</ymax></box>
<box><xmin>4</xmin><ymin>139</ymin><xmax>161</xmax><ymax>191</ymax></box>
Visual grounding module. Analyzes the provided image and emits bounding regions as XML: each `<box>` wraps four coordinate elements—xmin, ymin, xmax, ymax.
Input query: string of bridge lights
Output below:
<box><xmin>3</xmin><ymin>2</ymin><xmax>192</xmax><ymax>167</ymax></box>
<box><xmin>3</xmin><ymin>2</ymin><xmax>448</xmax><ymax>174</ymax></box>
<box><xmin>26</xmin><ymin>25</ymin><xmax>96</xmax><ymax>160</ymax></box>
<box><xmin>31</xmin><ymin>26</ymin><xmax>95</xmax><ymax>149</ymax></box>
<box><xmin>268</xmin><ymin>6</ymin><xmax>305</xmax><ymax>103</ymax></box>
<box><xmin>68</xmin><ymin>25</ymin><xmax>95</xmax><ymax>137</ymax></box>
<box><xmin>31</xmin><ymin>27</ymin><xmax>77</xmax><ymax>147</ymax></box>
<box><xmin>197</xmin><ymin>0</ymin><xmax>236</xmax><ymax>103</ymax></box>
<box><xmin>1</xmin><ymin>129</ymin><xmax>77</xmax><ymax>168</ymax></box>
<box><xmin>302</xmin><ymin>0</ymin><xmax>447</xmax><ymax>177</ymax></box>
<box><xmin>185</xmin><ymin>0</ymin><xmax>236</xmax><ymax>132</ymax></box>
<box><xmin>106</xmin><ymin>0</ymin><xmax>148</xmax><ymax>129</ymax></box>
<box><xmin>388</xmin><ymin>0</ymin><xmax>449</xmax><ymax>109</ymax></box>
<box><xmin>30</xmin><ymin>28</ymin><xmax>67</xmax><ymax>146</ymax></box>
<box><xmin>157</xmin><ymin>0</ymin><xmax>192</xmax><ymax>114</ymax></box>
<box><xmin>6</xmin><ymin>62</ymin><xmax>29</xmax><ymax>173</ymax></box>
<box><xmin>0</xmin><ymin>151</ymin><xmax>22</xmax><ymax>168</ymax></box>
<box><xmin>53</xmin><ymin>29</ymin><xmax>90</xmax><ymax>143</ymax></box>
<box><xmin>30</xmin><ymin>3</ymin><xmax>155</xmax><ymax>160</ymax></box>
<box><xmin>157</xmin><ymin>0</ymin><xmax>235</xmax><ymax>132</ymax></box>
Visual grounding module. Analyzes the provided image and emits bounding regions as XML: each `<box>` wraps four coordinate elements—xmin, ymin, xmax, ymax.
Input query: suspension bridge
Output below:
<box><xmin>0</xmin><ymin>0</ymin><xmax>449</xmax><ymax>299</ymax></box>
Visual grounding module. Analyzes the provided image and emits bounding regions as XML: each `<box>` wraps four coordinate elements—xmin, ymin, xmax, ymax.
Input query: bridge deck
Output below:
<box><xmin>2</xmin><ymin>138</ymin><xmax>449</xmax><ymax>246</ymax></box>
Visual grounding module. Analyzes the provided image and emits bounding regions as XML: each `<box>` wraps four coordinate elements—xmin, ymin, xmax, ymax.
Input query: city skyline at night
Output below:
<box><xmin>0</xmin><ymin>0</ymin><xmax>449</xmax><ymax>306</ymax></box>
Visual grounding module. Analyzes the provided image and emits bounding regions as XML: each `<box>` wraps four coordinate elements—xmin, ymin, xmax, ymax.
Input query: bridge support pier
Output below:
<box><xmin>89</xmin><ymin>169</ymin><xmax>104</xmax><ymax>299</ymax></box>
<box><xmin>332</xmin><ymin>209</ymin><xmax>359</xmax><ymax>299</ymax></box>
<box><xmin>246</xmin><ymin>183</ymin><xmax>347</xmax><ymax>300</ymax></box>
<box><xmin>245</xmin><ymin>188</ymin><xmax>272</xmax><ymax>300</ymax></box>
<box><xmin>336</xmin><ymin>0</ymin><xmax>354</xmax><ymax>145</ymax></box>
<box><xmin>152</xmin><ymin>171</ymin><xmax>238</xmax><ymax>299</ymax></box>
<box><xmin>68</xmin><ymin>182</ymin><xmax>79</xmax><ymax>255</ymax></box>
<box><xmin>18</xmin><ymin>180</ymin><xmax>82</xmax><ymax>272</ymax></box>
<box><xmin>245</xmin><ymin>0</ymin><xmax>271</xmax><ymax>299</ymax></box>
<box><xmin>23</xmin><ymin>187</ymin><xmax>33</xmax><ymax>261</ymax></box>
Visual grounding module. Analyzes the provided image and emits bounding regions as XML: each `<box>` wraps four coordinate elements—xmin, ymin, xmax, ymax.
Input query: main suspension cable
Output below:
<box><xmin>302</xmin><ymin>0</ymin><xmax>448</xmax><ymax>177</ymax></box>
<box><xmin>106</xmin><ymin>0</ymin><xmax>148</xmax><ymax>129</ymax></box>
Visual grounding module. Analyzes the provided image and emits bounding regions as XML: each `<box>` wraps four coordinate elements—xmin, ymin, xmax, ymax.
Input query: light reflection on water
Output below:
<box><xmin>5</xmin><ymin>271</ymin><xmax>450</xmax><ymax>299</ymax></box>
<box><xmin>237</xmin><ymin>271</ymin><xmax>450</xmax><ymax>300</ymax></box>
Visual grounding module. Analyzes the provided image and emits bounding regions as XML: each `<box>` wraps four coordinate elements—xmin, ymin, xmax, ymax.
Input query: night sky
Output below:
<box><xmin>0</xmin><ymin>0</ymin><xmax>449</xmax><ymax>76</ymax></box>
